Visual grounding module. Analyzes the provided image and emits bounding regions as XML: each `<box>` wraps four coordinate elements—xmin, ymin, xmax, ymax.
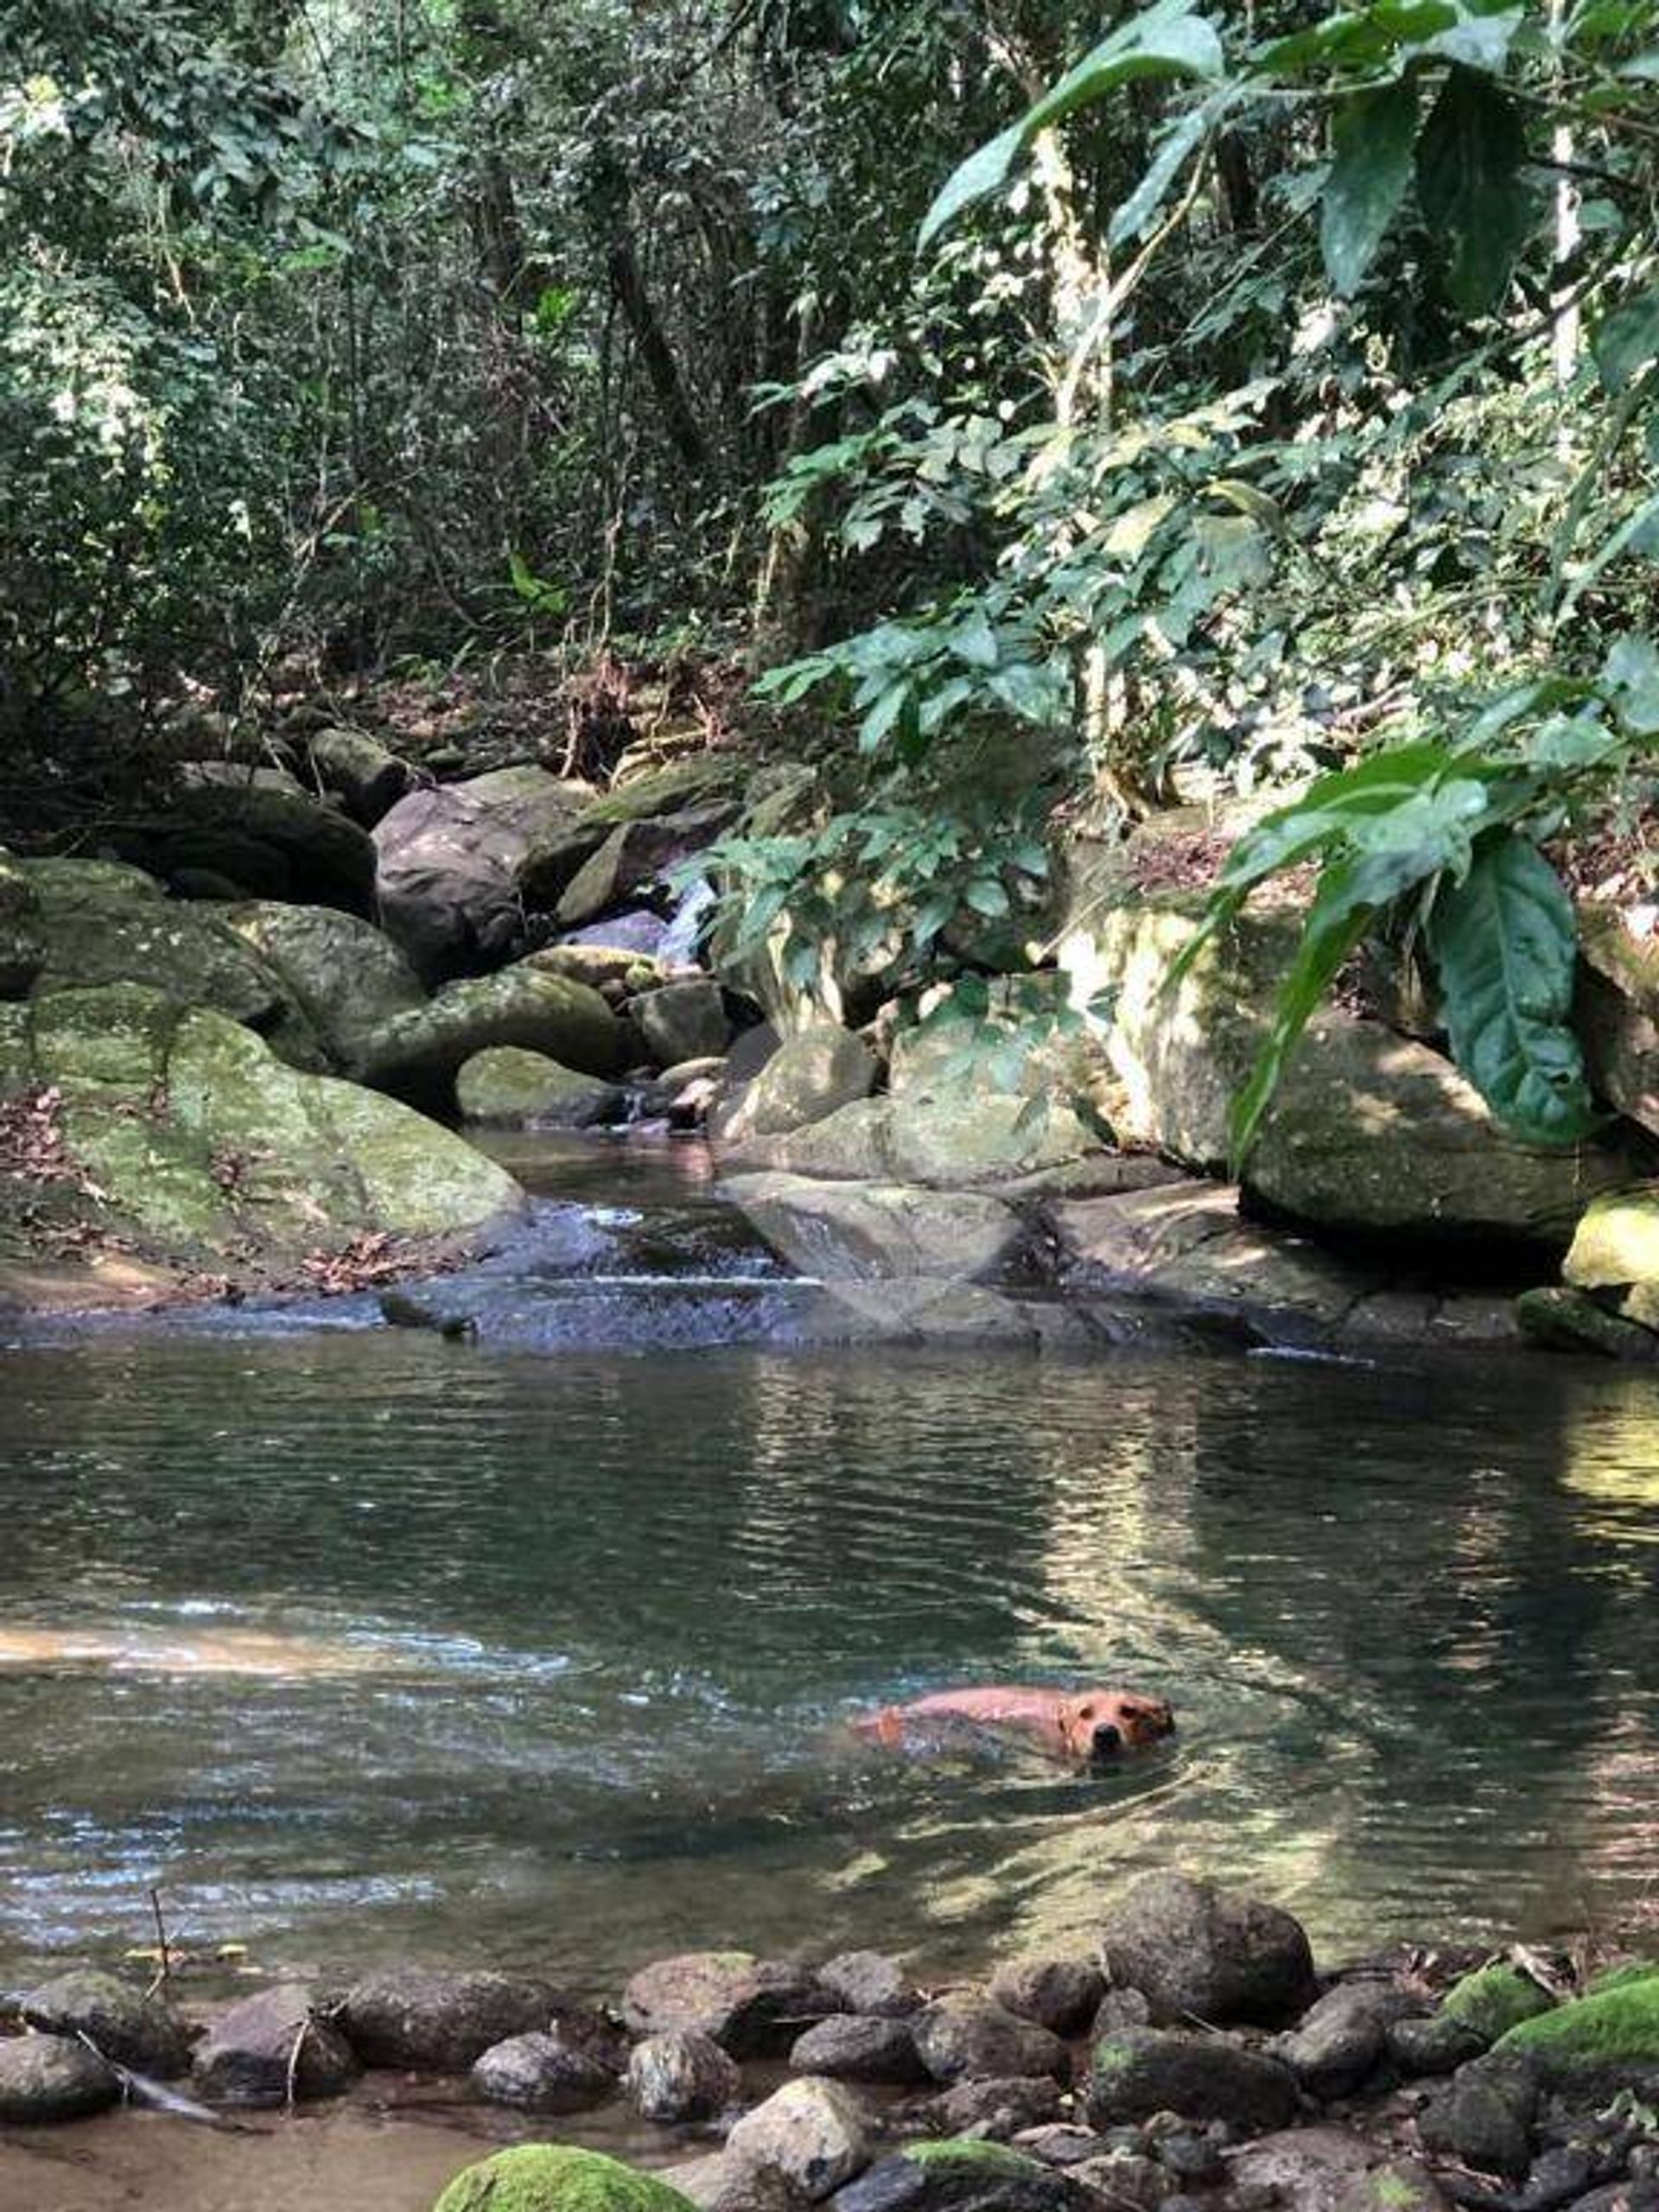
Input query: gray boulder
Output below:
<box><xmin>912</xmin><ymin>1992</ymin><xmax>1070</xmax><ymax>2085</ymax></box>
<box><xmin>724</xmin><ymin>1174</ymin><xmax>1029</xmax><ymax>1284</ymax></box>
<box><xmin>192</xmin><ymin>1982</ymin><xmax>359</xmax><ymax>2106</ymax></box>
<box><xmin>308</xmin><ymin>727</ymin><xmax>412</xmax><ymax>825</ymax></box>
<box><xmin>818</xmin><ymin>1953</ymin><xmax>921</xmax><ymax>2020</ymax></box>
<box><xmin>1415</xmin><ymin>2051</ymin><xmax>1540</xmax><ymax>2178</ymax></box>
<box><xmin>621</xmin><ymin>1953</ymin><xmax>832</xmax><ymax>2058</ymax></box>
<box><xmin>628</xmin><ymin>2028</ymin><xmax>742</xmax><ymax>2121</ymax></box>
<box><xmin>220</xmin><ymin>900</ymin><xmax>426</xmax><ymax>1073</ymax></box>
<box><xmin>1084</xmin><ymin>2027</ymin><xmax>1300</xmax><ymax>2133</ymax></box>
<box><xmin>149</xmin><ymin>765</ymin><xmax>377</xmax><ymax>913</ymax></box>
<box><xmin>671</xmin><ymin>2153</ymin><xmax>814</xmax><ymax>2212</ymax></box>
<box><xmin>0</xmin><ymin>2032</ymin><xmax>120</xmax><ymax>2121</ymax></box>
<box><xmin>471</xmin><ymin>2029</ymin><xmax>620</xmax><ymax>2112</ymax></box>
<box><xmin>636</xmin><ymin>980</ymin><xmax>731</xmax><ymax>1069</ymax></box>
<box><xmin>1272</xmin><ymin>1979</ymin><xmax>1418</xmax><ymax>2101</ymax></box>
<box><xmin>726</xmin><ymin>2077</ymin><xmax>873</xmax><ymax>2200</ymax></box>
<box><xmin>336</xmin><ymin>1966</ymin><xmax>557</xmax><ymax>2070</ymax></box>
<box><xmin>988</xmin><ymin>1958</ymin><xmax>1107</xmax><ymax>2038</ymax></box>
<box><xmin>789</xmin><ymin>2014</ymin><xmax>928</xmax><ymax>2085</ymax></box>
<box><xmin>22</xmin><ymin>1967</ymin><xmax>191</xmax><ymax>2077</ymax></box>
<box><xmin>711</xmin><ymin>1027</ymin><xmax>879</xmax><ymax>1148</ymax></box>
<box><xmin>1096</xmin><ymin>1872</ymin><xmax>1317</xmax><ymax>2027</ymax></box>
<box><xmin>1222</xmin><ymin>2127</ymin><xmax>1381</xmax><ymax>2212</ymax></box>
<box><xmin>932</xmin><ymin>2075</ymin><xmax>1065</xmax><ymax>2137</ymax></box>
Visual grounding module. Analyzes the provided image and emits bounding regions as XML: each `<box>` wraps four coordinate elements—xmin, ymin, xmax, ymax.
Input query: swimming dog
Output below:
<box><xmin>855</xmin><ymin>1684</ymin><xmax>1174</xmax><ymax>1766</ymax></box>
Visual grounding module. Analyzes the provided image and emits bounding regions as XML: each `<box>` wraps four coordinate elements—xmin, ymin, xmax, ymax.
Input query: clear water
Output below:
<box><xmin>2</xmin><ymin>1138</ymin><xmax>1658</xmax><ymax>1992</ymax></box>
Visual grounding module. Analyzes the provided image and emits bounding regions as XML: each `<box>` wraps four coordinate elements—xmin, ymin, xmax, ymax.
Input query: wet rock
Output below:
<box><xmin>637</xmin><ymin>980</ymin><xmax>731</xmax><ymax>1070</ymax></box>
<box><xmin>1223</xmin><ymin>2126</ymin><xmax>1381</xmax><ymax>2212</ymax></box>
<box><xmin>337</xmin><ymin>1966</ymin><xmax>558</xmax><ymax>2070</ymax></box>
<box><xmin>191</xmin><ymin>1982</ymin><xmax>359</xmax><ymax>2106</ymax></box>
<box><xmin>1418</xmin><ymin>2052</ymin><xmax>1541</xmax><ymax>2178</ymax></box>
<box><xmin>358</xmin><ymin>963</ymin><xmax>626</xmax><ymax>1109</ymax></box>
<box><xmin>456</xmin><ymin>1046</ymin><xmax>623</xmax><ymax>1128</ymax></box>
<box><xmin>1388</xmin><ymin>2014</ymin><xmax>1487</xmax><ymax>2077</ymax></box>
<box><xmin>622</xmin><ymin>1953</ymin><xmax>832</xmax><ymax>2059</ymax></box>
<box><xmin>711</xmin><ymin>1026</ymin><xmax>880</xmax><ymax>1148</ymax></box>
<box><xmin>0</xmin><ymin>2032</ymin><xmax>121</xmax><ymax>2122</ymax></box>
<box><xmin>435</xmin><ymin>2144</ymin><xmax>700</xmax><ymax>2212</ymax></box>
<box><xmin>724</xmin><ymin>1174</ymin><xmax>1030</xmax><ymax>1285</ymax></box>
<box><xmin>22</xmin><ymin>1967</ymin><xmax>192</xmax><ymax>2077</ymax></box>
<box><xmin>471</xmin><ymin>2028</ymin><xmax>620</xmax><ymax>2112</ymax></box>
<box><xmin>1333</xmin><ymin>2159</ymin><xmax>1453</xmax><ymax>2212</ymax></box>
<box><xmin>819</xmin><ymin>1953</ymin><xmax>922</xmax><ymax>2020</ymax></box>
<box><xmin>628</xmin><ymin>2029</ymin><xmax>742</xmax><ymax>2121</ymax></box>
<box><xmin>1084</xmin><ymin>2029</ymin><xmax>1300</xmax><ymax>2135</ymax></box>
<box><xmin>1440</xmin><ymin>1967</ymin><xmax>1556</xmax><ymax>2048</ymax></box>
<box><xmin>307</xmin><ymin>726</ymin><xmax>412</xmax><ymax>826</ymax></box>
<box><xmin>932</xmin><ymin>2075</ymin><xmax>1065</xmax><ymax>2138</ymax></box>
<box><xmin>912</xmin><ymin>1993</ymin><xmax>1071</xmax><ymax>2085</ymax></box>
<box><xmin>1096</xmin><ymin>1873</ymin><xmax>1317</xmax><ymax>2028</ymax></box>
<box><xmin>989</xmin><ymin>1959</ymin><xmax>1108</xmax><ymax>2039</ymax></box>
<box><xmin>726</xmin><ymin>2076</ymin><xmax>874</xmax><ymax>2200</ymax></box>
<box><xmin>1512</xmin><ymin>1286</ymin><xmax>1659</xmax><ymax>1363</ymax></box>
<box><xmin>1273</xmin><ymin>1979</ymin><xmax>1419</xmax><ymax>2100</ymax></box>
<box><xmin>791</xmin><ymin>2014</ymin><xmax>929</xmax><ymax>2085</ymax></box>
<box><xmin>671</xmin><ymin>2152</ymin><xmax>814</xmax><ymax>2212</ymax></box>
<box><xmin>1068</xmin><ymin>2152</ymin><xmax>1172</xmax><ymax>2209</ymax></box>
<box><xmin>831</xmin><ymin>2140</ymin><xmax>1092</xmax><ymax>2212</ymax></box>
<box><xmin>375</xmin><ymin>766</ymin><xmax>590</xmax><ymax>982</ymax></box>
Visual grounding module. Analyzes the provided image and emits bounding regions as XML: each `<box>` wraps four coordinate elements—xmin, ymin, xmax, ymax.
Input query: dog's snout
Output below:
<box><xmin>1091</xmin><ymin>1721</ymin><xmax>1123</xmax><ymax>1758</ymax></box>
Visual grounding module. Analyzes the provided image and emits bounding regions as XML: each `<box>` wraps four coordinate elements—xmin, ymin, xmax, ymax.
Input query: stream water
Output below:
<box><xmin>2</xmin><ymin>1136</ymin><xmax>1658</xmax><ymax>1993</ymax></box>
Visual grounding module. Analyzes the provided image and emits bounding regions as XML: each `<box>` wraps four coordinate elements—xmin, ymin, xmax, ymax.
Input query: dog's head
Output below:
<box><xmin>1059</xmin><ymin>1689</ymin><xmax>1175</xmax><ymax>1763</ymax></box>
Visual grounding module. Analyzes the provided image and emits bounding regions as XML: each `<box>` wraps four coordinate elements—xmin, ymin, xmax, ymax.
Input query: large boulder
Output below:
<box><xmin>1084</xmin><ymin>2026</ymin><xmax>1300</xmax><ymax>2133</ymax></box>
<box><xmin>622</xmin><ymin>1954</ymin><xmax>832</xmax><ymax>2058</ymax></box>
<box><xmin>725</xmin><ymin>2078</ymin><xmax>873</xmax><ymax>2201</ymax></box>
<box><xmin>554</xmin><ymin>810</ymin><xmax>732</xmax><ymax>930</ymax></box>
<box><xmin>22</xmin><ymin>1967</ymin><xmax>191</xmax><ymax>2076</ymax></box>
<box><xmin>636</xmin><ymin>980</ymin><xmax>731</xmax><ymax>1069</ymax></box>
<box><xmin>219</xmin><ymin>900</ymin><xmax>426</xmax><ymax>1073</ymax></box>
<box><xmin>911</xmin><ymin>1993</ymin><xmax>1069</xmax><ymax>2085</ymax></box>
<box><xmin>721</xmin><ymin>1095</ymin><xmax>1097</xmax><ymax>1188</ymax></box>
<box><xmin>357</xmin><ymin>965</ymin><xmax>626</xmax><ymax>1111</ymax></box>
<box><xmin>710</xmin><ymin>1027</ymin><xmax>879</xmax><ymax>1148</ymax></box>
<box><xmin>1096</xmin><ymin>1872</ymin><xmax>1316</xmax><ymax>2027</ymax></box>
<box><xmin>137</xmin><ymin>765</ymin><xmax>378</xmax><ymax>914</ymax></box>
<box><xmin>456</xmin><ymin>1047</ymin><xmax>623</xmax><ymax>1128</ymax></box>
<box><xmin>192</xmin><ymin>1982</ymin><xmax>359</xmax><ymax>2106</ymax></box>
<box><xmin>306</xmin><ymin>726</ymin><xmax>413</xmax><ymax>826</ymax></box>
<box><xmin>435</xmin><ymin>2146</ymin><xmax>699</xmax><ymax>2212</ymax></box>
<box><xmin>337</xmin><ymin>1967</ymin><xmax>557</xmax><ymax>2071</ymax></box>
<box><xmin>724</xmin><ymin>1174</ymin><xmax>1029</xmax><ymax>1283</ymax></box>
<box><xmin>0</xmin><ymin>2032</ymin><xmax>120</xmax><ymax>2121</ymax></box>
<box><xmin>1058</xmin><ymin>882</ymin><xmax>1636</xmax><ymax>1244</ymax></box>
<box><xmin>0</xmin><ymin>986</ymin><xmax>522</xmax><ymax>1309</ymax></box>
<box><xmin>374</xmin><ymin>766</ymin><xmax>590</xmax><ymax>981</ymax></box>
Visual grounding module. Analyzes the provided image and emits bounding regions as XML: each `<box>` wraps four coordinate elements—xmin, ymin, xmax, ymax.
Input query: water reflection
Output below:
<box><xmin>0</xmin><ymin>1329</ymin><xmax>1656</xmax><ymax>1983</ymax></box>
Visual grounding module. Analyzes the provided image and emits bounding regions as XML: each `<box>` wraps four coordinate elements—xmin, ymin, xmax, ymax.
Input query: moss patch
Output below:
<box><xmin>901</xmin><ymin>2141</ymin><xmax>1039</xmax><ymax>2175</ymax></box>
<box><xmin>1441</xmin><ymin>1964</ymin><xmax>1554</xmax><ymax>2044</ymax></box>
<box><xmin>1497</xmin><ymin>1978</ymin><xmax>1659</xmax><ymax>2075</ymax></box>
<box><xmin>435</xmin><ymin>2145</ymin><xmax>700</xmax><ymax>2212</ymax></box>
<box><xmin>1587</xmin><ymin>1961</ymin><xmax>1659</xmax><ymax>1997</ymax></box>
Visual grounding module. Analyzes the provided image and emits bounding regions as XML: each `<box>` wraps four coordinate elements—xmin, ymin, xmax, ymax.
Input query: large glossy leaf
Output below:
<box><xmin>918</xmin><ymin>3</ymin><xmax>1223</xmax><ymax>248</ymax></box>
<box><xmin>1415</xmin><ymin>66</ymin><xmax>1531</xmax><ymax>314</ymax></box>
<box><xmin>1592</xmin><ymin>284</ymin><xmax>1659</xmax><ymax>391</ymax></box>
<box><xmin>1425</xmin><ymin>832</ymin><xmax>1599</xmax><ymax>1143</ymax></box>
<box><xmin>1321</xmin><ymin>79</ymin><xmax>1419</xmax><ymax>295</ymax></box>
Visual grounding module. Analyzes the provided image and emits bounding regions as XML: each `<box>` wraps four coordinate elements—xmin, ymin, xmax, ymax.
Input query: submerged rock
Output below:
<box><xmin>911</xmin><ymin>1992</ymin><xmax>1070</xmax><ymax>2085</ymax></box>
<box><xmin>0</xmin><ymin>2032</ymin><xmax>121</xmax><ymax>2122</ymax></box>
<box><xmin>192</xmin><ymin>1982</ymin><xmax>359</xmax><ymax>2106</ymax></box>
<box><xmin>435</xmin><ymin>2145</ymin><xmax>699</xmax><ymax>2212</ymax></box>
<box><xmin>1096</xmin><ymin>1872</ymin><xmax>1316</xmax><ymax>2027</ymax></box>
<box><xmin>337</xmin><ymin>1966</ymin><xmax>557</xmax><ymax>2070</ymax></box>
<box><xmin>22</xmin><ymin>1967</ymin><xmax>191</xmax><ymax>2077</ymax></box>
<box><xmin>627</xmin><ymin>2028</ymin><xmax>742</xmax><ymax>2121</ymax></box>
<box><xmin>726</xmin><ymin>2078</ymin><xmax>873</xmax><ymax>2200</ymax></box>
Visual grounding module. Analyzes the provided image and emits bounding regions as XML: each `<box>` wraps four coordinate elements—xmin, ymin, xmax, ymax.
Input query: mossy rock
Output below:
<box><xmin>901</xmin><ymin>2144</ymin><xmax>1041</xmax><ymax>2176</ymax></box>
<box><xmin>358</xmin><ymin>965</ymin><xmax>626</xmax><ymax>1111</ymax></box>
<box><xmin>220</xmin><ymin>901</ymin><xmax>426</xmax><ymax>1074</ymax></box>
<box><xmin>1514</xmin><ymin>1286</ymin><xmax>1659</xmax><ymax>1363</ymax></box>
<box><xmin>455</xmin><ymin>1046</ymin><xmax>621</xmax><ymax>1128</ymax></box>
<box><xmin>1440</xmin><ymin>1964</ymin><xmax>1555</xmax><ymax>2044</ymax></box>
<box><xmin>578</xmin><ymin>756</ymin><xmax>747</xmax><ymax>830</ymax></box>
<box><xmin>1496</xmin><ymin>1975</ymin><xmax>1659</xmax><ymax>2083</ymax></box>
<box><xmin>1586</xmin><ymin>1961</ymin><xmax>1659</xmax><ymax>1996</ymax></box>
<box><xmin>434</xmin><ymin>2145</ymin><xmax>699</xmax><ymax>2212</ymax></box>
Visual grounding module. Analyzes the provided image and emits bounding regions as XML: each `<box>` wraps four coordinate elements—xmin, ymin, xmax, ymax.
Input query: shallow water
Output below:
<box><xmin>2</xmin><ymin>1139</ymin><xmax>1658</xmax><ymax>1988</ymax></box>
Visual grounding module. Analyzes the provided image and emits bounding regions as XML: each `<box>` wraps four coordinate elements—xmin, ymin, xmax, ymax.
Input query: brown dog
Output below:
<box><xmin>855</xmin><ymin>1685</ymin><xmax>1174</xmax><ymax>1766</ymax></box>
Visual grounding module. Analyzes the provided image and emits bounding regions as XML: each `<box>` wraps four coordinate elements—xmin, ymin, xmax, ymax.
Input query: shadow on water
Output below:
<box><xmin>2</xmin><ymin>1136</ymin><xmax>1658</xmax><ymax>1983</ymax></box>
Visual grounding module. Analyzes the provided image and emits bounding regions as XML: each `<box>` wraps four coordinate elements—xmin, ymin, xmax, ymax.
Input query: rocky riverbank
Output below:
<box><xmin>10</xmin><ymin>693</ymin><xmax>1659</xmax><ymax>1355</ymax></box>
<box><xmin>3</xmin><ymin>1875</ymin><xmax>1659</xmax><ymax>2212</ymax></box>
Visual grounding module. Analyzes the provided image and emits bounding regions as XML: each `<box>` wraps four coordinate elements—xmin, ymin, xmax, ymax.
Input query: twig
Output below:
<box><xmin>146</xmin><ymin>1887</ymin><xmax>173</xmax><ymax>1999</ymax></box>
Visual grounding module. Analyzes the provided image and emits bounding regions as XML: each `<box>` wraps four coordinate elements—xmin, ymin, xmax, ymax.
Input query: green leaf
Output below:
<box><xmin>1110</xmin><ymin>94</ymin><xmax>1224</xmax><ymax>247</ymax></box>
<box><xmin>1426</xmin><ymin>833</ymin><xmax>1599</xmax><ymax>1143</ymax></box>
<box><xmin>1321</xmin><ymin>79</ymin><xmax>1420</xmax><ymax>296</ymax></box>
<box><xmin>1415</xmin><ymin>66</ymin><xmax>1531</xmax><ymax>315</ymax></box>
<box><xmin>948</xmin><ymin>609</ymin><xmax>1001</xmax><ymax>668</ymax></box>
<box><xmin>918</xmin><ymin>3</ymin><xmax>1224</xmax><ymax>248</ymax></box>
<box><xmin>964</xmin><ymin>877</ymin><xmax>1011</xmax><ymax>917</ymax></box>
<box><xmin>1592</xmin><ymin>285</ymin><xmax>1659</xmax><ymax>391</ymax></box>
<box><xmin>1603</xmin><ymin>632</ymin><xmax>1659</xmax><ymax>735</ymax></box>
